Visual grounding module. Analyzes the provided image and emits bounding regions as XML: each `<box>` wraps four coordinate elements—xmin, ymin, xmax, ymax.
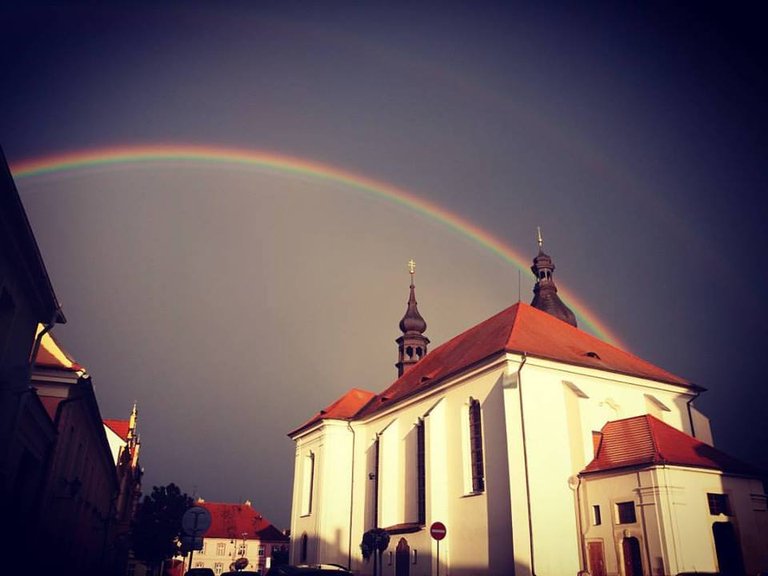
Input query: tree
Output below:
<box><xmin>131</xmin><ymin>483</ymin><xmax>193</xmax><ymax>575</ymax></box>
<box><xmin>361</xmin><ymin>528</ymin><xmax>390</xmax><ymax>576</ymax></box>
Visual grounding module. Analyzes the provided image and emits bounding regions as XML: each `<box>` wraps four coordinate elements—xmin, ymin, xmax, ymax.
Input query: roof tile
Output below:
<box><xmin>289</xmin><ymin>388</ymin><xmax>375</xmax><ymax>436</ymax></box>
<box><xmin>197</xmin><ymin>501</ymin><xmax>287</xmax><ymax>541</ymax></box>
<box><xmin>355</xmin><ymin>303</ymin><xmax>691</xmax><ymax>418</ymax></box>
<box><xmin>583</xmin><ymin>414</ymin><xmax>760</xmax><ymax>475</ymax></box>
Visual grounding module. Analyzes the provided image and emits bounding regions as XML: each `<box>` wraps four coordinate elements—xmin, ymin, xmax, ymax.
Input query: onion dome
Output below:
<box><xmin>530</xmin><ymin>228</ymin><xmax>577</xmax><ymax>327</ymax></box>
<box><xmin>396</xmin><ymin>260</ymin><xmax>430</xmax><ymax>377</ymax></box>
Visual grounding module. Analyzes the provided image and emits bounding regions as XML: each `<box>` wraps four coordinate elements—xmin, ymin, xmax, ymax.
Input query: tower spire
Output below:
<box><xmin>396</xmin><ymin>259</ymin><xmax>429</xmax><ymax>377</ymax></box>
<box><xmin>530</xmin><ymin>228</ymin><xmax>577</xmax><ymax>327</ymax></box>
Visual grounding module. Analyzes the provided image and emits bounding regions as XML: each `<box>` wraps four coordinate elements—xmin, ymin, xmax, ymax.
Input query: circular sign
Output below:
<box><xmin>430</xmin><ymin>521</ymin><xmax>447</xmax><ymax>540</ymax></box>
<box><xmin>182</xmin><ymin>506</ymin><xmax>212</xmax><ymax>535</ymax></box>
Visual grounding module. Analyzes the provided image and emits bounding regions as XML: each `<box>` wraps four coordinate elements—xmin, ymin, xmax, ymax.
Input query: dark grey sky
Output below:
<box><xmin>2</xmin><ymin>2</ymin><xmax>766</xmax><ymax>528</ymax></box>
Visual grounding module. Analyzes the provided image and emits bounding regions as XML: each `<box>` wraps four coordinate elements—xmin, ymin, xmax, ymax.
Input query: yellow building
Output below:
<box><xmin>185</xmin><ymin>499</ymin><xmax>289</xmax><ymax>575</ymax></box>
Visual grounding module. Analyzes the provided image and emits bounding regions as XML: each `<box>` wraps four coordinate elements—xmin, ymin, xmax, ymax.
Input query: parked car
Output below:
<box><xmin>265</xmin><ymin>564</ymin><xmax>352</xmax><ymax>576</ymax></box>
<box><xmin>185</xmin><ymin>569</ymin><xmax>215</xmax><ymax>576</ymax></box>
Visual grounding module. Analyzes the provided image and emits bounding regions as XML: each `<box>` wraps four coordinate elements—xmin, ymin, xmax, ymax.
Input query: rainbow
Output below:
<box><xmin>12</xmin><ymin>143</ymin><xmax>625</xmax><ymax>347</ymax></box>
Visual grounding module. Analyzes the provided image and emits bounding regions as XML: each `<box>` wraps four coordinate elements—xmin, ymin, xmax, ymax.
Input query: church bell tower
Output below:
<box><xmin>396</xmin><ymin>259</ymin><xmax>429</xmax><ymax>377</ymax></box>
<box><xmin>530</xmin><ymin>228</ymin><xmax>578</xmax><ymax>327</ymax></box>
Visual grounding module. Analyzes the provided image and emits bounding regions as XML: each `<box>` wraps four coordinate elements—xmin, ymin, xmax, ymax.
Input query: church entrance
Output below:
<box><xmin>621</xmin><ymin>537</ymin><xmax>643</xmax><ymax>576</ymax></box>
<box><xmin>395</xmin><ymin>537</ymin><xmax>410</xmax><ymax>576</ymax></box>
<box><xmin>712</xmin><ymin>522</ymin><xmax>745</xmax><ymax>576</ymax></box>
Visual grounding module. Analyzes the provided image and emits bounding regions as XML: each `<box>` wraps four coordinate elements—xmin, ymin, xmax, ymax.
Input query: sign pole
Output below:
<box><xmin>429</xmin><ymin>521</ymin><xmax>446</xmax><ymax>576</ymax></box>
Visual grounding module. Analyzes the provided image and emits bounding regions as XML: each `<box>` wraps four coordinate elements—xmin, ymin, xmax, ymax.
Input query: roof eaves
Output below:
<box><xmin>510</xmin><ymin>349</ymin><xmax>694</xmax><ymax>388</ymax></box>
<box><xmin>357</xmin><ymin>349</ymin><xmax>510</xmax><ymax>420</ymax></box>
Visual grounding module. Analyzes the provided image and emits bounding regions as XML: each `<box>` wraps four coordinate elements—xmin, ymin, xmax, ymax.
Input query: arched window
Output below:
<box><xmin>416</xmin><ymin>419</ymin><xmax>425</xmax><ymax>524</ymax></box>
<box><xmin>300</xmin><ymin>452</ymin><xmax>314</xmax><ymax>516</ymax></box>
<box><xmin>469</xmin><ymin>398</ymin><xmax>484</xmax><ymax>492</ymax></box>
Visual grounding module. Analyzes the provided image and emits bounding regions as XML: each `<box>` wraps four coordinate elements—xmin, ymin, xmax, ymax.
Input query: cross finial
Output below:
<box><xmin>536</xmin><ymin>226</ymin><xmax>543</xmax><ymax>249</ymax></box>
<box><xmin>408</xmin><ymin>258</ymin><xmax>416</xmax><ymax>276</ymax></box>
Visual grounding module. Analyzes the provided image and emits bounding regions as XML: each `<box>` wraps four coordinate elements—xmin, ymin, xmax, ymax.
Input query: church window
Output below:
<box><xmin>301</xmin><ymin>452</ymin><xmax>315</xmax><ymax>516</ymax></box>
<box><xmin>592</xmin><ymin>505</ymin><xmax>602</xmax><ymax>526</ymax></box>
<box><xmin>616</xmin><ymin>501</ymin><xmax>637</xmax><ymax>524</ymax></box>
<box><xmin>416</xmin><ymin>419</ymin><xmax>426</xmax><ymax>524</ymax></box>
<box><xmin>708</xmin><ymin>493</ymin><xmax>732</xmax><ymax>516</ymax></box>
<box><xmin>468</xmin><ymin>398</ymin><xmax>485</xmax><ymax>493</ymax></box>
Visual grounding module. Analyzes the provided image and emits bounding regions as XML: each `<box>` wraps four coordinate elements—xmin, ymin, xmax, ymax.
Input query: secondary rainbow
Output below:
<box><xmin>12</xmin><ymin>143</ymin><xmax>625</xmax><ymax>347</ymax></box>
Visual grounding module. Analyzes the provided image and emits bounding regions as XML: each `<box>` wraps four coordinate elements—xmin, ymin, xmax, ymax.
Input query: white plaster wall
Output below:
<box><xmin>582</xmin><ymin>466</ymin><xmax>768</xmax><ymax>576</ymax></box>
<box><xmin>103</xmin><ymin>424</ymin><xmax>125</xmax><ymax>465</ymax></box>
<box><xmin>505</xmin><ymin>355</ymin><xmax>701</xmax><ymax>576</ymax></box>
<box><xmin>317</xmin><ymin>422</ymin><xmax>354</xmax><ymax>566</ymax></box>
<box><xmin>289</xmin><ymin>350</ymin><xmax>714</xmax><ymax>576</ymax></box>
<box><xmin>289</xmin><ymin>430</ymin><xmax>323</xmax><ymax>565</ymax></box>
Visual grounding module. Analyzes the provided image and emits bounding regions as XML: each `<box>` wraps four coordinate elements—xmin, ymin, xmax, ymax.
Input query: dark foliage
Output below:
<box><xmin>131</xmin><ymin>483</ymin><xmax>193</xmax><ymax>569</ymax></box>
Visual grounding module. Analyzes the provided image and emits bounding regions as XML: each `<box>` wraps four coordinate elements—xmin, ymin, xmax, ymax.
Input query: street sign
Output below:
<box><xmin>182</xmin><ymin>506</ymin><xmax>212</xmax><ymax>535</ymax></box>
<box><xmin>180</xmin><ymin>535</ymin><xmax>204</xmax><ymax>552</ymax></box>
<box><xmin>430</xmin><ymin>521</ymin><xmax>447</xmax><ymax>541</ymax></box>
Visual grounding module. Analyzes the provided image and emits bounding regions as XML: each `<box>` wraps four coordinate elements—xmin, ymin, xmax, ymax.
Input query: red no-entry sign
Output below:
<box><xmin>430</xmin><ymin>521</ymin><xmax>447</xmax><ymax>540</ymax></box>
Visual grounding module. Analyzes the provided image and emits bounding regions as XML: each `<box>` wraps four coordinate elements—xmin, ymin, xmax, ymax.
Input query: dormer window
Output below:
<box><xmin>584</xmin><ymin>351</ymin><xmax>601</xmax><ymax>359</ymax></box>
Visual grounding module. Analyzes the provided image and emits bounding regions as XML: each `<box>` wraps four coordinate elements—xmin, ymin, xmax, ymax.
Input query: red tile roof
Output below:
<box><xmin>582</xmin><ymin>414</ymin><xmax>759</xmax><ymax>476</ymax></box>
<box><xmin>289</xmin><ymin>388</ymin><xmax>376</xmax><ymax>436</ymax></box>
<box><xmin>197</xmin><ymin>501</ymin><xmax>287</xmax><ymax>541</ymax></box>
<box><xmin>104</xmin><ymin>419</ymin><xmax>130</xmax><ymax>441</ymax></box>
<box><xmin>355</xmin><ymin>302</ymin><xmax>692</xmax><ymax>418</ymax></box>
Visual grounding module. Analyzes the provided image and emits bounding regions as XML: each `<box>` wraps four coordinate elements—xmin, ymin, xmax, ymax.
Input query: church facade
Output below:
<box><xmin>288</xmin><ymin>245</ymin><xmax>767</xmax><ymax>576</ymax></box>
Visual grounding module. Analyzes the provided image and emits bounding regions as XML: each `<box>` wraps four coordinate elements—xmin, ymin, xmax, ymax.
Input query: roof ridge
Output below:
<box><xmin>503</xmin><ymin>302</ymin><xmax>524</xmax><ymax>349</ymax></box>
<box><xmin>644</xmin><ymin>414</ymin><xmax>664</xmax><ymax>464</ymax></box>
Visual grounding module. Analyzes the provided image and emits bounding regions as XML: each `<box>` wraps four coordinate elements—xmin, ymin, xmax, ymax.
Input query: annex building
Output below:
<box><xmin>287</xmin><ymin>242</ymin><xmax>768</xmax><ymax>576</ymax></box>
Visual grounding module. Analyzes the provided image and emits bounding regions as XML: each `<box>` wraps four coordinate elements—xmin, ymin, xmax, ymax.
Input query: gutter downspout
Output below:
<box><xmin>685</xmin><ymin>389</ymin><xmax>701</xmax><ymax>438</ymax></box>
<box><xmin>571</xmin><ymin>474</ymin><xmax>587</xmax><ymax>574</ymax></box>
<box><xmin>517</xmin><ymin>353</ymin><xmax>537</xmax><ymax>575</ymax></box>
<box><xmin>347</xmin><ymin>421</ymin><xmax>356</xmax><ymax>570</ymax></box>
<box><xmin>373</xmin><ymin>433</ymin><xmax>380</xmax><ymax>529</ymax></box>
<box><xmin>29</xmin><ymin>314</ymin><xmax>57</xmax><ymax>371</ymax></box>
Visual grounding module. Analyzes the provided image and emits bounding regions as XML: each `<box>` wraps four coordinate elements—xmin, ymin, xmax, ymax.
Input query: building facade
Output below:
<box><xmin>288</xmin><ymin>247</ymin><xmax>768</xmax><ymax>576</ymax></box>
<box><xmin>105</xmin><ymin>405</ymin><xmax>144</xmax><ymax>575</ymax></box>
<box><xmin>0</xmin><ymin>146</ymin><xmax>66</xmax><ymax>572</ymax></box>
<box><xmin>33</xmin><ymin>329</ymin><xmax>122</xmax><ymax>575</ymax></box>
<box><xmin>184</xmin><ymin>500</ymin><xmax>289</xmax><ymax>575</ymax></box>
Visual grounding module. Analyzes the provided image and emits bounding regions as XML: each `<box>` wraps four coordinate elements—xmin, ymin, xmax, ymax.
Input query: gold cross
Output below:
<box><xmin>408</xmin><ymin>259</ymin><xmax>416</xmax><ymax>276</ymax></box>
<box><xmin>536</xmin><ymin>226</ymin><xmax>543</xmax><ymax>248</ymax></box>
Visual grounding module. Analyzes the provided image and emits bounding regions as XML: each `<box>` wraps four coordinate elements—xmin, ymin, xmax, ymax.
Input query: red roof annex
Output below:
<box><xmin>355</xmin><ymin>302</ymin><xmax>692</xmax><ymax>419</ymax></box>
<box><xmin>582</xmin><ymin>414</ymin><xmax>759</xmax><ymax>476</ymax></box>
<box><xmin>290</xmin><ymin>388</ymin><xmax>376</xmax><ymax>436</ymax></box>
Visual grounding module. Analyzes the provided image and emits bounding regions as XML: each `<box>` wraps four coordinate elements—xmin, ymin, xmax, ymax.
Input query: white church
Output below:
<box><xmin>288</xmin><ymin>240</ymin><xmax>768</xmax><ymax>576</ymax></box>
